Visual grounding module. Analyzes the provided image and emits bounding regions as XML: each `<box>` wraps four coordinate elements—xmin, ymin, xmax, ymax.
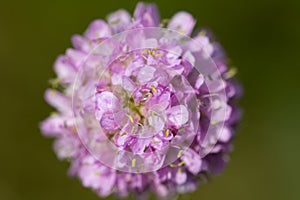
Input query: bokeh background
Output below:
<box><xmin>1</xmin><ymin>0</ymin><xmax>299</xmax><ymax>199</ymax></box>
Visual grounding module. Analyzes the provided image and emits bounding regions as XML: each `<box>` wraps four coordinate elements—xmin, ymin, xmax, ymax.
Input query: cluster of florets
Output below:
<box><xmin>41</xmin><ymin>2</ymin><xmax>241</xmax><ymax>199</ymax></box>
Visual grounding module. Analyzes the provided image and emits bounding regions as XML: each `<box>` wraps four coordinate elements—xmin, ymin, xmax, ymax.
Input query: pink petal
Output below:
<box><xmin>137</xmin><ymin>65</ymin><xmax>156</xmax><ymax>84</ymax></box>
<box><xmin>175</xmin><ymin>171</ymin><xmax>187</xmax><ymax>184</ymax></box>
<box><xmin>40</xmin><ymin>116</ymin><xmax>73</xmax><ymax>136</ymax></box>
<box><xmin>168</xmin><ymin>12</ymin><xmax>195</xmax><ymax>35</ymax></box>
<box><xmin>44</xmin><ymin>89</ymin><xmax>72</xmax><ymax>114</ymax></box>
<box><xmin>54</xmin><ymin>56</ymin><xmax>77</xmax><ymax>84</ymax></box>
<box><xmin>100</xmin><ymin>112</ymin><xmax>119</xmax><ymax>131</ymax></box>
<box><xmin>107</xmin><ymin>9</ymin><xmax>131</xmax><ymax>33</ymax></box>
<box><xmin>95</xmin><ymin>91</ymin><xmax>120</xmax><ymax>112</ymax></box>
<box><xmin>84</xmin><ymin>20</ymin><xmax>112</xmax><ymax>40</ymax></box>
<box><xmin>181</xmin><ymin>149</ymin><xmax>202</xmax><ymax>174</ymax></box>
<box><xmin>134</xmin><ymin>2</ymin><xmax>160</xmax><ymax>27</ymax></box>
<box><xmin>167</xmin><ymin>105</ymin><xmax>189</xmax><ymax>127</ymax></box>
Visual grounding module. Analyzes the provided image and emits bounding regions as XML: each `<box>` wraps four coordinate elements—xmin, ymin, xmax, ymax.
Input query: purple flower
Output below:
<box><xmin>41</xmin><ymin>2</ymin><xmax>242</xmax><ymax>199</ymax></box>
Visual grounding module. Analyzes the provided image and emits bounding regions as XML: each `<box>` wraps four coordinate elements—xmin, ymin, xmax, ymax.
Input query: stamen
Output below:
<box><xmin>152</xmin><ymin>138</ymin><xmax>160</xmax><ymax>143</ymax></box>
<box><xmin>210</xmin><ymin>120</ymin><xmax>218</xmax><ymax>125</ymax></box>
<box><xmin>160</xmin><ymin>19</ymin><xmax>169</xmax><ymax>27</ymax></box>
<box><xmin>71</xmin><ymin>126</ymin><xmax>77</xmax><ymax>133</ymax></box>
<box><xmin>144</xmin><ymin>146</ymin><xmax>149</xmax><ymax>152</ymax></box>
<box><xmin>96</xmin><ymin>39</ymin><xmax>102</xmax><ymax>44</ymax></box>
<box><xmin>120</xmin><ymin>132</ymin><xmax>127</xmax><ymax>136</ymax></box>
<box><xmin>51</xmin><ymin>90</ymin><xmax>57</xmax><ymax>96</ymax></box>
<box><xmin>110</xmin><ymin>19</ymin><xmax>120</xmax><ymax>25</ymax></box>
<box><xmin>50</xmin><ymin>112</ymin><xmax>58</xmax><ymax>116</ymax></box>
<box><xmin>169</xmin><ymin>163</ymin><xmax>176</xmax><ymax>168</ymax></box>
<box><xmin>131</xmin><ymin>159</ymin><xmax>136</xmax><ymax>167</ymax></box>
<box><xmin>165</xmin><ymin>129</ymin><xmax>170</xmax><ymax>137</ymax></box>
<box><xmin>49</xmin><ymin>78</ymin><xmax>60</xmax><ymax>89</ymax></box>
<box><xmin>178</xmin><ymin>160</ymin><xmax>185</xmax><ymax>166</ymax></box>
<box><xmin>177</xmin><ymin>150</ymin><xmax>183</xmax><ymax>158</ymax></box>
<box><xmin>178</xmin><ymin>30</ymin><xmax>186</xmax><ymax>34</ymax></box>
<box><xmin>138</xmin><ymin>163</ymin><xmax>145</xmax><ymax>169</ymax></box>
<box><xmin>224</xmin><ymin>68</ymin><xmax>237</xmax><ymax>79</ymax></box>
<box><xmin>141</xmin><ymin>93</ymin><xmax>152</xmax><ymax>103</ymax></box>
<box><xmin>131</xmin><ymin>126</ymin><xmax>135</xmax><ymax>134</ymax></box>
<box><xmin>151</xmin><ymin>86</ymin><xmax>157</xmax><ymax>93</ymax></box>
<box><xmin>129</xmin><ymin>115</ymin><xmax>134</xmax><ymax>123</ymax></box>
<box><xmin>92</xmin><ymin>49</ymin><xmax>97</xmax><ymax>54</ymax></box>
<box><xmin>198</xmin><ymin>30</ymin><xmax>206</xmax><ymax>36</ymax></box>
<box><xmin>151</xmin><ymin>111</ymin><xmax>155</xmax><ymax>122</ymax></box>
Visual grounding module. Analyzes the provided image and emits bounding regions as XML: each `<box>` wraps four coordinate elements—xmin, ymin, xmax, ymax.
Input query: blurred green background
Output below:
<box><xmin>1</xmin><ymin>0</ymin><xmax>299</xmax><ymax>199</ymax></box>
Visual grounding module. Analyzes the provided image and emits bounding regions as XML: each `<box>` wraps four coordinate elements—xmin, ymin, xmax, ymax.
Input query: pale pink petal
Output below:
<box><xmin>84</xmin><ymin>20</ymin><xmax>112</xmax><ymax>40</ymax></box>
<box><xmin>168</xmin><ymin>12</ymin><xmax>195</xmax><ymax>35</ymax></box>
<box><xmin>134</xmin><ymin>2</ymin><xmax>160</xmax><ymax>27</ymax></box>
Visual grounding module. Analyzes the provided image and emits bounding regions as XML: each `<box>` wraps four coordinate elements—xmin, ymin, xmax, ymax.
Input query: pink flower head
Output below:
<box><xmin>41</xmin><ymin>2</ymin><xmax>242</xmax><ymax>199</ymax></box>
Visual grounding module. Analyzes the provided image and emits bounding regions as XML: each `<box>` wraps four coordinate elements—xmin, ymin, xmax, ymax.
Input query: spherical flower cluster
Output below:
<box><xmin>41</xmin><ymin>2</ymin><xmax>242</xmax><ymax>199</ymax></box>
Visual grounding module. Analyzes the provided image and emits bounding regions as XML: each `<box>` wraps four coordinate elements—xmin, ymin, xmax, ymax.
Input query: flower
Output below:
<box><xmin>40</xmin><ymin>2</ymin><xmax>242</xmax><ymax>199</ymax></box>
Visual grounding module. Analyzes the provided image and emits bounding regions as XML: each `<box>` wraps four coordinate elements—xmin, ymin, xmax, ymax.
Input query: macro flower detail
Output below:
<box><xmin>41</xmin><ymin>2</ymin><xmax>242</xmax><ymax>199</ymax></box>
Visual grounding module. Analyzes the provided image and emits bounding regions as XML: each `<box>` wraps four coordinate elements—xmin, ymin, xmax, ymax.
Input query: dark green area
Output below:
<box><xmin>0</xmin><ymin>0</ymin><xmax>299</xmax><ymax>199</ymax></box>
